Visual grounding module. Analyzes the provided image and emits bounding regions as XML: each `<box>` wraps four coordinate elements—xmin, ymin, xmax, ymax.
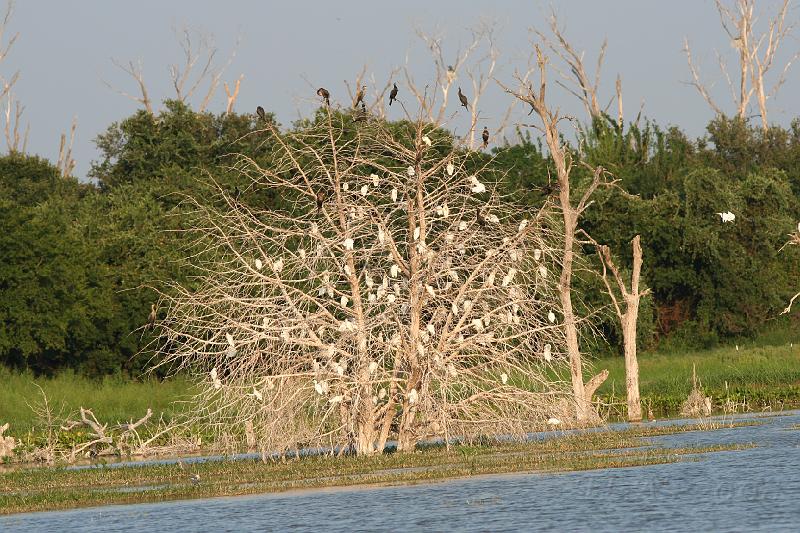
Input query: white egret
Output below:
<box><xmin>225</xmin><ymin>332</ymin><xmax>235</xmax><ymax>348</ymax></box>
<box><xmin>391</xmin><ymin>188</ymin><xmax>398</xmax><ymax>201</ymax></box>
<box><xmin>469</xmin><ymin>175</ymin><xmax>486</xmax><ymax>194</ymax></box>
<box><xmin>547</xmin><ymin>417</ymin><xmax>561</xmax><ymax>426</ymax></box>
<box><xmin>371</xmin><ymin>173</ymin><xmax>379</xmax><ymax>186</ymax></box>
<box><xmin>548</xmin><ymin>311</ymin><xmax>556</xmax><ymax>323</ymax></box>
<box><xmin>519</xmin><ymin>219</ymin><xmax>528</xmax><ymax>232</ymax></box>
<box><xmin>368</xmin><ymin>361</ymin><xmax>379</xmax><ymax>374</ymax></box>
<box><xmin>390</xmin><ymin>264</ymin><xmax>399</xmax><ymax>277</ymax></box>
<box><xmin>446</xmin><ymin>162</ymin><xmax>455</xmax><ymax>176</ymax></box>
<box><xmin>210</xmin><ymin>368</ymin><xmax>222</xmax><ymax>390</ymax></box>
<box><xmin>407</xmin><ymin>166</ymin><xmax>415</xmax><ymax>177</ymax></box>
<box><xmin>378</xmin><ymin>387</ymin><xmax>387</xmax><ymax>399</ymax></box>
<box><xmin>534</xmin><ymin>249</ymin><xmax>542</xmax><ymax>261</ymax></box>
<box><xmin>272</xmin><ymin>258</ymin><xmax>284</xmax><ymax>273</ymax></box>
<box><xmin>252</xmin><ymin>387</ymin><xmax>263</xmax><ymax>401</ymax></box>
<box><xmin>717</xmin><ymin>211</ymin><xmax>735</xmax><ymax>223</ymax></box>
<box><xmin>413</xmin><ymin>227</ymin><xmax>421</xmax><ymax>240</ymax></box>
<box><xmin>340</xmin><ymin>295</ymin><xmax>349</xmax><ymax>307</ymax></box>
<box><xmin>360</xmin><ymin>184</ymin><xmax>368</xmax><ymax>195</ymax></box>
<box><xmin>254</xmin><ymin>258</ymin><xmax>263</xmax><ymax>270</ymax></box>
<box><xmin>458</xmin><ymin>221</ymin><xmax>468</xmax><ymax>231</ymax></box>
<box><xmin>543</xmin><ymin>343</ymin><xmax>552</xmax><ymax>362</ymax></box>
<box><xmin>538</xmin><ymin>264</ymin><xmax>548</xmax><ymax>278</ymax></box>
<box><xmin>425</xmin><ymin>285</ymin><xmax>436</xmax><ymax>298</ymax></box>
<box><xmin>387</xmin><ymin>293</ymin><xmax>397</xmax><ymax>304</ymax></box>
<box><xmin>422</xmin><ymin>135</ymin><xmax>432</xmax><ymax>146</ymax></box>
<box><xmin>343</xmin><ymin>238</ymin><xmax>354</xmax><ymax>250</ymax></box>
<box><xmin>427</xmin><ymin>323</ymin><xmax>436</xmax><ymax>335</ymax></box>
<box><xmin>378</xmin><ymin>228</ymin><xmax>385</xmax><ymax>244</ymax></box>
<box><xmin>342</xmin><ymin>182</ymin><xmax>349</xmax><ymax>191</ymax></box>
<box><xmin>407</xmin><ymin>388</ymin><xmax>419</xmax><ymax>405</ymax></box>
<box><xmin>500</xmin><ymin>372</ymin><xmax>508</xmax><ymax>384</ymax></box>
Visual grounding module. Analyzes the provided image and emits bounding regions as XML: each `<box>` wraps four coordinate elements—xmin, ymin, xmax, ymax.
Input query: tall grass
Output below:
<box><xmin>594</xmin><ymin>343</ymin><xmax>800</xmax><ymax>413</ymax></box>
<box><xmin>0</xmin><ymin>368</ymin><xmax>192</xmax><ymax>432</ymax></box>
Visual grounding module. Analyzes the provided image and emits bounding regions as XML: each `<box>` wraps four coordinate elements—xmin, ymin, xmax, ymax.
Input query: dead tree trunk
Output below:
<box><xmin>499</xmin><ymin>46</ymin><xmax>611</xmax><ymax>423</ymax></box>
<box><xmin>597</xmin><ymin>235</ymin><xmax>651</xmax><ymax>422</ymax></box>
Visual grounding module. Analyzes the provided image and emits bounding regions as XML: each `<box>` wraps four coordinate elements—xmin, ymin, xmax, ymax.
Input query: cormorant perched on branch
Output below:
<box><xmin>317</xmin><ymin>87</ymin><xmax>330</xmax><ymax>106</ymax></box>
<box><xmin>482</xmin><ymin>127</ymin><xmax>489</xmax><ymax>149</ymax></box>
<box><xmin>458</xmin><ymin>87</ymin><xmax>469</xmax><ymax>108</ymax></box>
<box><xmin>353</xmin><ymin>102</ymin><xmax>367</xmax><ymax>123</ymax></box>
<box><xmin>389</xmin><ymin>83</ymin><xmax>398</xmax><ymax>106</ymax></box>
<box><xmin>233</xmin><ymin>186</ymin><xmax>241</xmax><ymax>202</ymax></box>
<box><xmin>256</xmin><ymin>106</ymin><xmax>267</xmax><ymax>122</ymax></box>
<box><xmin>354</xmin><ymin>85</ymin><xmax>366</xmax><ymax>107</ymax></box>
<box><xmin>476</xmin><ymin>206</ymin><xmax>486</xmax><ymax>228</ymax></box>
<box><xmin>147</xmin><ymin>303</ymin><xmax>156</xmax><ymax>330</ymax></box>
<box><xmin>537</xmin><ymin>182</ymin><xmax>559</xmax><ymax>196</ymax></box>
<box><xmin>316</xmin><ymin>190</ymin><xmax>326</xmax><ymax>213</ymax></box>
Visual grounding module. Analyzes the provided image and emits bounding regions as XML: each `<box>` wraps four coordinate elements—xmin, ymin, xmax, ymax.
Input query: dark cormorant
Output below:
<box><xmin>316</xmin><ymin>190</ymin><xmax>326</xmax><ymax>213</ymax></box>
<box><xmin>317</xmin><ymin>87</ymin><xmax>331</xmax><ymax>106</ymax></box>
<box><xmin>476</xmin><ymin>206</ymin><xmax>486</xmax><ymax>228</ymax></box>
<box><xmin>256</xmin><ymin>106</ymin><xmax>267</xmax><ymax>122</ymax></box>
<box><xmin>389</xmin><ymin>83</ymin><xmax>398</xmax><ymax>106</ymax></box>
<box><xmin>482</xmin><ymin>127</ymin><xmax>489</xmax><ymax>149</ymax></box>
<box><xmin>458</xmin><ymin>87</ymin><xmax>469</xmax><ymax>108</ymax></box>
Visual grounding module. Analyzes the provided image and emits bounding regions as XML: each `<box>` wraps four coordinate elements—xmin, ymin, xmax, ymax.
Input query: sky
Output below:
<box><xmin>3</xmin><ymin>1</ymin><xmax>799</xmax><ymax>180</ymax></box>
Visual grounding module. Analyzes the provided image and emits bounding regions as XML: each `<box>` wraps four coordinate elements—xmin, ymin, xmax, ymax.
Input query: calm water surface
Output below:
<box><xmin>2</xmin><ymin>411</ymin><xmax>799</xmax><ymax>532</ymax></box>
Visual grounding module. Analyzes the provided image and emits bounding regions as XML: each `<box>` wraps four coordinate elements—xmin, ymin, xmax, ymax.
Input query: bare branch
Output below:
<box><xmin>56</xmin><ymin>116</ymin><xmax>77</xmax><ymax>177</ymax></box>
<box><xmin>223</xmin><ymin>74</ymin><xmax>243</xmax><ymax>115</ymax></box>
<box><xmin>104</xmin><ymin>58</ymin><xmax>153</xmax><ymax>114</ymax></box>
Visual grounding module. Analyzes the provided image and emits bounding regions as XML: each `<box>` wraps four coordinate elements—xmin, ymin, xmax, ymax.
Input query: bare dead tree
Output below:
<box><xmin>534</xmin><ymin>11</ymin><xmax>609</xmax><ymax>121</ymax></box>
<box><xmin>0</xmin><ymin>0</ymin><xmax>25</xmax><ymax>154</ymax></box>
<box><xmin>104</xmin><ymin>58</ymin><xmax>154</xmax><ymax>114</ymax></box>
<box><xmin>152</xmin><ymin>110</ymin><xmax>574</xmax><ymax>457</ymax></box>
<box><xmin>224</xmin><ymin>74</ymin><xmax>243</xmax><ymax>115</ymax></box>
<box><xmin>781</xmin><ymin>224</ymin><xmax>800</xmax><ymax>314</ymax></box>
<box><xmin>56</xmin><ymin>116</ymin><xmax>77</xmax><ymax>178</ymax></box>
<box><xmin>685</xmin><ymin>0</ymin><xmax>797</xmax><ymax>128</ymax></box>
<box><xmin>406</xmin><ymin>22</ymin><xmax>523</xmax><ymax>148</ymax></box>
<box><xmin>105</xmin><ymin>26</ymin><xmax>240</xmax><ymax>114</ymax></box>
<box><xmin>499</xmin><ymin>46</ymin><xmax>615</xmax><ymax>423</ymax></box>
<box><xmin>170</xmin><ymin>26</ymin><xmax>239</xmax><ymax>112</ymax></box>
<box><xmin>3</xmin><ymin>87</ymin><xmax>27</xmax><ymax>153</ymax></box>
<box><xmin>595</xmin><ymin>235</ymin><xmax>651</xmax><ymax>422</ymax></box>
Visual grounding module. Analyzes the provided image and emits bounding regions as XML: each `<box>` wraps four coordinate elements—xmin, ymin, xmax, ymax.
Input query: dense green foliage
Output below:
<box><xmin>0</xmin><ymin>101</ymin><xmax>798</xmax><ymax>376</ymax></box>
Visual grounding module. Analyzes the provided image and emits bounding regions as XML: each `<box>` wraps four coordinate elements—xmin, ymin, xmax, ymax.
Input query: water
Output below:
<box><xmin>3</xmin><ymin>411</ymin><xmax>799</xmax><ymax>532</ymax></box>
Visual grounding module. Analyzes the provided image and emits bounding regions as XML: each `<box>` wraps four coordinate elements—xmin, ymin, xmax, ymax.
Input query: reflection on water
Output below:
<box><xmin>2</xmin><ymin>411</ymin><xmax>799</xmax><ymax>532</ymax></box>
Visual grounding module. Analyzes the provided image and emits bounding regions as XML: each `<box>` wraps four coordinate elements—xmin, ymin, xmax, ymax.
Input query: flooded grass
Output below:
<box><xmin>0</xmin><ymin>423</ymin><xmax>755</xmax><ymax>515</ymax></box>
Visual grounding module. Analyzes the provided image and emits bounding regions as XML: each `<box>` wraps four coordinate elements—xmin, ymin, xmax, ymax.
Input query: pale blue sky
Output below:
<box><xmin>4</xmin><ymin>1</ymin><xmax>799</xmax><ymax>179</ymax></box>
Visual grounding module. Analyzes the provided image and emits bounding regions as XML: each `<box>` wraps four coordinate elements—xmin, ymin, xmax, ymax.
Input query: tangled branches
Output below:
<box><xmin>154</xmin><ymin>112</ymin><xmax>573</xmax><ymax>456</ymax></box>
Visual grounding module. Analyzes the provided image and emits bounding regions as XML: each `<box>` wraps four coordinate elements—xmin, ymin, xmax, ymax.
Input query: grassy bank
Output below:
<box><xmin>594</xmin><ymin>343</ymin><xmax>800</xmax><ymax>415</ymax></box>
<box><xmin>0</xmin><ymin>343</ymin><xmax>797</xmax><ymax>450</ymax></box>
<box><xmin>0</xmin><ymin>368</ymin><xmax>192</xmax><ymax>434</ymax></box>
<box><xmin>0</xmin><ymin>423</ymin><xmax>753</xmax><ymax>515</ymax></box>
